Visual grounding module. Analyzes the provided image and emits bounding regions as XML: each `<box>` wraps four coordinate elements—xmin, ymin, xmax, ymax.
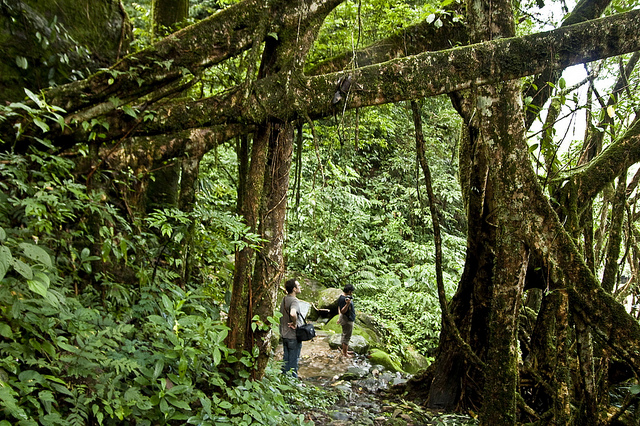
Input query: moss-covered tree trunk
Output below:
<box><xmin>467</xmin><ymin>1</ymin><xmax>529</xmax><ymax>422</ymax></box>
<box><xmin>250</xmin><ymin>119</ymin><xmax>294</xmax><ymax>374</ymax></box>
<box><xmin>224</xmin><ymin>1</ymin><xmax>332</xmax><ymax>378</ymax></box>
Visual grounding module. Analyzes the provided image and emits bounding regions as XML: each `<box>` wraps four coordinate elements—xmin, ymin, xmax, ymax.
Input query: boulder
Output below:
<box><xmin>316</xmin><ymin>288</ymin><xmax>343</xmax><ymax>317</ymax></box>
<box><xmin>369</xmin><ymin>349</ymin><xmax>404</xmax><ymax>373</ymax></box>
<box><xmin>0</xmin><ymin>0</ymin><xmax>132</xmax><ymax>101</ymax></box>
<box><xmin>328</xmin><ymin>334</ymin><xmax>369</xmax><ymax>354</ymax></box>
<box><xmin>402</xmin><ymin>346</ymin><xmax>430</xmax><ymax>374</ymax></box>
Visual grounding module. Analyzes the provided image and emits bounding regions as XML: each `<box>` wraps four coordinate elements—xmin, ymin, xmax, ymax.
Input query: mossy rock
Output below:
<box><xmin>369</xmin><ymin>349</ymin><xmax>404</xmax><ymax>373</ymax></box>
<box><xmin>0</xmin><ymin>0</ymin><xmax>132</xmax><ymax>101</ymax></box>
<box><xmin>355</xmin><ymin>313</ymin><xmax>383</xmax><ymax>348</ymax></box>
<box><xmin>401</xmin><ymin>346</ymin><xmax>430</xmax><ymax>374</ymax></box>
<box><xmin>322</xmin><ymin>313</ymin><xmax>383</xmax><ymax>349</ymax></box>
<box><xmin>323</xmin><ymin>314</ymin><xmax>343</xmax><ymax>334</ymax></box>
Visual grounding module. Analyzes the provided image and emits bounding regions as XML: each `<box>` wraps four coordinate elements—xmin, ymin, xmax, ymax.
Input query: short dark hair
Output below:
<box><xmin>285</xmin><ymin>279</ymin><xmax>298</xmax><ymax>294</ymax></box>
<box><xmin>343</xmin><ymin>284</ymin><xmax>354</xmax><ymax>294</ymax></box>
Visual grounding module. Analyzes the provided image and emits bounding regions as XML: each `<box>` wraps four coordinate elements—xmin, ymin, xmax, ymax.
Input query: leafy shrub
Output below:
<box><xmin>285</xmin><ymin>100</ymin><xmax>464</xmax><ymax>362</ymax></box>
<box><xmin>0</xmin><ymin>144</ymin><xmax>311</xmax><ymax>425</ymax></box>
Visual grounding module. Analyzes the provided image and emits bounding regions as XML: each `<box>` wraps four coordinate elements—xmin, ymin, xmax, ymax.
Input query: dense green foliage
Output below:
<box><xmin>286</xmin><ymin>99</ymin><xmax>464</xmax><ymax>358</ymax></box>
<box><xmin>0</xmin><ymin>0</ymin><xmax>469</xmax><ymax>422</ymax></box>
<box><xmin>0</xmin><ymin>130</ymin><xmax>332</xmax><ymax>424</ymax></box>
<box><xmin>3</xmin><ymin>0</ymin><xmax>640</xmax><ymax>423</ymax></box>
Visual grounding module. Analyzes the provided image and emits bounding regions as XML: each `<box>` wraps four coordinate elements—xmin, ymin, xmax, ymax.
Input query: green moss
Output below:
<box><xmin>369</xmin><ymin>349</ymin><xmax>404</xmax><ymax>373</ymax></box>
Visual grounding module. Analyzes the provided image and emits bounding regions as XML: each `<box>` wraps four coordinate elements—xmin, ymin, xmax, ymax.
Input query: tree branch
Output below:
<box><xmin>138</xmin><ymin>9</ymin><xmax>640</xmax><ymax>135</ymax></box>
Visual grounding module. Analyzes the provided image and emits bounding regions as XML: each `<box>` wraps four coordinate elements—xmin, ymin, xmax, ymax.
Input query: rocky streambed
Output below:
<box><xmin>275</xmin><ymin>329</ymin><xmax>477</xmax><ymax>426</ymax></box>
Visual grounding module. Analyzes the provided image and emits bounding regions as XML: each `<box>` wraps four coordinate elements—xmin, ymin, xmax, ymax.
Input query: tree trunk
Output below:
<box><xmin>152</xmin><ymin>0</ymin><xmax>189</xmax><ymax>37</ymax></box>
<box><xmin>250</xmin><ymin>120</ymin><xmax>294</xmax><ymax>375</ymax></box>
<box><xmin>226</xmin><ymin>125</ymin><xmax>269</xmax><ymax>355</ymax></box>
<box><xmin>224</xmin><ymin>0</ymin><xmax>335</xmax><ymax>378</ymax></box>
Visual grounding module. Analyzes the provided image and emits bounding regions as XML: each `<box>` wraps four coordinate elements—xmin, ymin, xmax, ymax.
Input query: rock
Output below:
<box><xmin>331</xmin><ymin>380</ymin><xmax>352</xmax><ymax>393</ymax></box>
<box><xmin>340</xmin><ymin>365</ymin><xmax>369</xmax><ymax>380</ymax></box>
<box><xmin>316</xmin><ymin>288</ymin><xmax>343</xmax><ymax>317</ymax></box>
<box><xmin>340</xmin><ymin>372</ymin><xmax>362</xmax><ymax>381</ymax></box>
<box><xmin>347</xmin><ymin>365</ymin><xmax>370</xmax><ymax>376</ymax></box>
<box><xmin>402</xmin><ymin>346</ymin><xmax>430</xmax><ymax>374</ymax></box>
<box><xmin>330</xmin><ymin>411</ymin><xmax>350</xmax><ymax>420</ymax></box>
<box><xmin>328</xmin><ymin>334</ymin><xmax>369</xmax><ymax>354</ymax></box>
<box><xmin>368</xmin><ymin>349</ymin><xmax>404</xmax><ymax>373</ymax></box>
<box><xmin>358</xmin><ymin>376</ymin><xmax>388</xmax><ymax>393</ymax></box>
<box><xmin>0</xmin><ymin>0</ymin><xmax>132</xmax><ymax>102</ymax></box>
<box><xmin>391</xmin><ymin>376</ymin><xmax>408</xmax><ymax>386</ymax></box>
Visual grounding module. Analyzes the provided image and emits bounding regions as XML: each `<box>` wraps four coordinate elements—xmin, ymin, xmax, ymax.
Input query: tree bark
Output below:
<box><xmin>224</xmin><ymin>0</ymin><xmax>334</xmax><ymax>378</ymax></box>
<box><xmin>152</xmin><ymin>0</ymin><xmax>189</xmax><ymax>37</ymax></box>
<box><xmin>250</xmin><ymin>120</ymin><xmax>294</xmax><ymax>375</ymax></box>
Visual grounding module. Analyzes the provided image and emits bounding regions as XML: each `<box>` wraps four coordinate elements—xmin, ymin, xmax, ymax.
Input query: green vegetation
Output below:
<box><xmin>0</xmin><ymin>43</ymin><xmax>464</xmax><ymax>426</ymax></box>
<box><xmin>0</xmin><ymin>0</ymin><xmax>469</xmax><ymax>421</ymax></box>
<box><xmin>287</xmin><ymin>101</ymin><xmax>464</xmax><ymax>359</ymax></box>
<box><xmin>0</xmin><ymin>140</ymin><xmax>326</xmax><ymax>424</ymax></box>
<box><xmin>7</xmin><ymin>0</ymin><xmax>639</xmax><ymax>423</ymax></box>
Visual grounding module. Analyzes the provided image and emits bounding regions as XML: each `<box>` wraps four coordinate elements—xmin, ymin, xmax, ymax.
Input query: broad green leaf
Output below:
<box><xmin>15</xmin><ymin>56</ymin><xmax>28</xmax><ymax>69</ymax></box>
<box><xmin>213</xmin><ymin>347</ymin><xmax>221</xmax><ymax>366</ymax></box>
<box><xmin>166</xmin><ymin>385</ymin><xmax>189</xmax><ymax>396</ymax></box>
<box><xmin>167</xmin><ymin>395</ymin><xmax>191</xmax><ymax>410</ymax></box>
<box><xmin>27</xmin><ymin>271</ymin><xmax>50</xmax><ymax>297</ymax></box>
<box><xmin>0</xmin><ymin>387</ymin><xmax>28</xmax><ymax>420</ymax></box>
<box><xmin>153</xmin><ymin>360</ymin><xmax>164</xmax><ymax>379</ymax></box>
<box><xmin>0</xmin><ymin>323</ymin><xmax>13</xmax><ymax>339</ymax></box>
<box><xmin>19</xmin><ymin>370</ymin><xmax>44</xmax><ymax>384</ymax></box>
<box><xmin>19</xmin><ymin>242</ymin><xmax>52</xmax><ymax>268</ymax></box>
<box><xmin>24</xmin><ymin>88</ymin><xmax>44</xmax><ymax>108</ymax></box>
<box><xmin>122</xmin><ymin>105</ymin><xmax>137</xmax><ymax>118</ymax></box>
<box><xmin>215</xmin><ymin>328</ymin><xmax>228</xmax><ymax>344</ymax></box>
<box><xmin>33</xmin><ymin>117</ymin><xmax>49</xmax><ymax>132</ymax></box>
<box><xmin>11</xmin><ymin>258</ymin><xmax>32</xmax><ymax>280</ymax></box>
<box><xmin>0</xmin><ymin>246</ymin><xmax>11</xmax><ymax>281</ymax></box>
<box><xmin>161</xmin><ymin>294</ymin><xmax>173</xmax><ymax>312</ymax></box>
<box><xmin>148</xmin><ymin>315</ymin><xmax>168</xmax><ymax>326</ymax></box>
<box><xmin>159</xmin><ymin>397</ymin><xmax>169</xmax><ymax>414</ymax></box>
<box><xmin>199</xmin><ymin>396</ymin><xmax>212</xmax><ymax>415</ymax></box>
<box><xmin>218</xmin><ymin>400</ymin><xmax>232</xmax><ymax>410</ymax></box>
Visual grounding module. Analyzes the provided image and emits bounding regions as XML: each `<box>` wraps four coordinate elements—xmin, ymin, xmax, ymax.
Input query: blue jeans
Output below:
<box><xmin>282</xmin><ymin>338</ymin><xmax>302</xmax><ymax>377</ymax></box>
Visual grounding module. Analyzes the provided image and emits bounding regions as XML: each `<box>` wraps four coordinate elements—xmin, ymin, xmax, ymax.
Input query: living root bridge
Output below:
<box><xmin>120</xmin><ymin>10</ymin><xmax>640</xmax><ymax>137</ymax></box>
<box><xmin>7</xmin><ymin>8</ymin><xmax>640</xmax><ymax>149</ymax></box>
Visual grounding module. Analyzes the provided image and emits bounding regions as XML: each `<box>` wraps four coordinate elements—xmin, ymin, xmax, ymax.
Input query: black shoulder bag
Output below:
<box><xmin>296</xmin><ymin>313</ymin><xmax>316</xmax><ymax>341</ymax></box>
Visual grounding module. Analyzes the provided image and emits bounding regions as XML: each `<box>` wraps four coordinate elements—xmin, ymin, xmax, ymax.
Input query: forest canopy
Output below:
<box><xmin>1</xmin><ymin>0</ymin><xmax>640</xmax><ymax>424</ymax></box>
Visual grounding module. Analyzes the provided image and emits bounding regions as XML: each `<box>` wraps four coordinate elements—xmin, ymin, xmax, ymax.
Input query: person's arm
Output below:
<box><xmin>289</xmin><ymin>307</ymin><xmax>298</xmax><ymax>328</ymax></box>
<box><xmin>339</xmin><ymin>298</ymin><xmax>351</xmax><ymax>314</ymax></box>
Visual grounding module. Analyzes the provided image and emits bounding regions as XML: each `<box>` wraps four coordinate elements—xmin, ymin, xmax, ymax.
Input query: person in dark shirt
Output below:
<box><xmin>337</xmin><ymin>284</ymin><xmax>355</xmax><ymax>357</ymax></box>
